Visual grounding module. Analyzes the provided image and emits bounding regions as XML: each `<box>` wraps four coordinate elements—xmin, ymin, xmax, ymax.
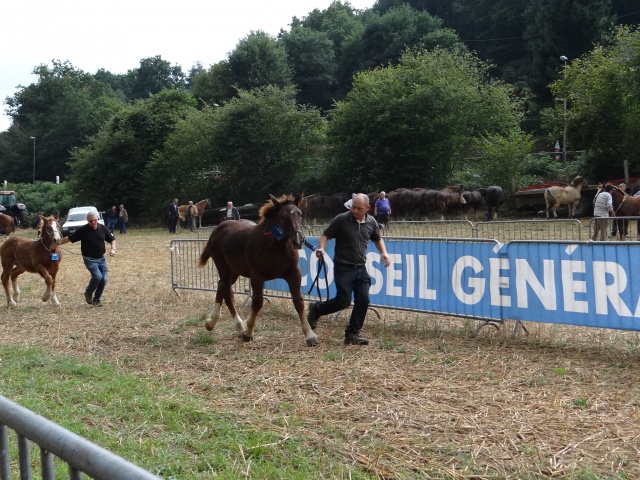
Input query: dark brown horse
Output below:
<box><xmin>0</xmin><ymin>215</ymin><xmax>62</xmax><ymax>306</ymax></box>
<box><xmin>0</xmin><ymin>213</ymin><xmax>14</xmax><ymax>238</ymax></box>
<box><xmin>198</xmin><ymin>193</ymin><xmax>318</xmax><ymax>346</ymax></box>
<box><xmin>609</xmin><ymin>185</ymin><xmax>640</xmax><ymax>240</ymax></box>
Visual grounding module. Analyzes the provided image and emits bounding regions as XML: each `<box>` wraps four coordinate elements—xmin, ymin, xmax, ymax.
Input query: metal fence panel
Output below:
<box><xmin>587</xmin><ymin>216</ymin><xmax>640</xmax><ymax>241</ymax></box>
<box><xmin>385</xmin><ymin>220</ymin><xmax>475</xmax><ymax>238</ymax></box>
<box><xmin>0</xmin><ymin>395</ymin><xmax>160</xmax><ymax>480</ymax></box>
<box><xmin>475</xmin><ymin>219</ymin><xmax>583</xmax><ymax>242</ymax></box>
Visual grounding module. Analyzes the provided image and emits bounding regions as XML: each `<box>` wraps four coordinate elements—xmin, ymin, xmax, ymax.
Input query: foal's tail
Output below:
<box><xmin>198</xmin><ymin>243</ymin><xmax>212</xmax><ymax>268</ymax></box>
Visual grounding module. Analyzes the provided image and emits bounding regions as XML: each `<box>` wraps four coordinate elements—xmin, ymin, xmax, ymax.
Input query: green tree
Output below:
<box><xmin>352</xmin><ymin>5</ymin><xmax>464</xmax><ymax>73</ymax></box>
<box><xmin>326</xmin><ymin>47</ymin><xmax>523</xmax><ymax>192</ymax></box>
<box><xmin>2</xmin><ymin>60</ymin><xmax>124</xmax><ymax>182</ymax></box>
<box><xmin>469</xmin><ymin>130</ymin><xmax>535</xmax><ymax>192</ymax></box>
<box><xmin>127</xmin><ymin>56</ymin><xmax>187</xmax><ymax>100</ymax></box>
<box><xmin>228</xmin><ymin>31</ymin><xmax>293</xmax><ymax>91</ymax></box>
<box><xmin>524</xmin><ymin>0</ymin><xmax>615</xmax><ymax>101</ymax></box>
<box><xmin>145</xmin><ymin>86</ymin><xmax>325</xmax><ymax>210</ymax></box>
<box><xmin>67</xmin><ymin>89</ymin><xmax>197</xmax><ymax>215</ymax></box>
<box><xmin>545</xmin><ymin>26</ymin><xmax>640</xmax><ymax>179</ymax></box>
<box><xmin>189</xmin><ymin>60</ymin><xmax>235</xmax><ymax>108</ymax></box>
<box><xmin>280</xmin><ymin>26</ymin><xmax>337</xmax><ymax>109</ymax></box>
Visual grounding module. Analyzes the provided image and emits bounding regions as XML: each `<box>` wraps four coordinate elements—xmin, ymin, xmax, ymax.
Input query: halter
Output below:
<box><xmin>38</xmin><ymin>221</ymin><xmax>62</xmax><ymax>252</ymax></box>
<box><xmin>611</xmin><ymin>185</ymin><xmax>629</xmax><ymax>215</ymax></box>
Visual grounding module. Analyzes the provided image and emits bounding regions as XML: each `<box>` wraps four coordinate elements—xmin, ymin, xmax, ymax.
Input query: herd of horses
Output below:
<box><xmin>300</xmin><ymin>186</ymin><xmax>505</xmax><ymax>224</ymax></box>
<box><xmin>4</xmin><ymin>180</ymin><xmax>640</xmax><ymax>348</ymax></box>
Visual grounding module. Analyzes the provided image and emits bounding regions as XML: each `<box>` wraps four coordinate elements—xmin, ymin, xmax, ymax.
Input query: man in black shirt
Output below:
<box><xmin>307</xmin><ymin>193</ymin><xmax>390</xmax><ymax>345</ymax></box>
<box><xmin>60</xmin><ymin>213</ymin><xmax>116</xmax><ymax>306</ymax></box>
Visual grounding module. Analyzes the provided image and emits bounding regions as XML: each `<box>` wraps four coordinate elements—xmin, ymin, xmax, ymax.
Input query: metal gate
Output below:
<box><xmin>0</xmin><ymin>395</ymin><xmax>160</xmax><ymax>480</ymax></box>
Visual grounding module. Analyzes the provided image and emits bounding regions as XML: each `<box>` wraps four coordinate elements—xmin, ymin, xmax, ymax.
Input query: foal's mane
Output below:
<box><xmin>258</xmin><ymin>194</ymin><xmax>296</xmax><ymax>223</ymax></box>
<box><xmin>570</xmin><ymin>176</ymin><xmax>585</xmax><ymax>187</ymax></box>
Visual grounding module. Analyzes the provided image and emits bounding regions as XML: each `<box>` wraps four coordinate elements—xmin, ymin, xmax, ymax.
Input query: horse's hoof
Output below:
<box><xmin>242</xmin><ymin>334</ymin><xmax>253</xmax><ymax>342</ymax></box>
<box><xmin>306</xmin><ymin>337</ymin><xmax>319</xmax><ymax>347</ymax></box>
<box><xmin>204</xmin><ymin>321</ymin><xmax>213</xmax><ymax>331</ymax></box>
<box><xmin>8</xmin><ymin>301</ymin><xmax>17</xmax><ymax>307</ymax></box>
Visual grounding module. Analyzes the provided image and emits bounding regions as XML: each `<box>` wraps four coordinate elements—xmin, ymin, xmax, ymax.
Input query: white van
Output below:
<box><xmin>62</xmin><ymin>206</ymin><xmax>104</xmax><ymax>237</ymax></box>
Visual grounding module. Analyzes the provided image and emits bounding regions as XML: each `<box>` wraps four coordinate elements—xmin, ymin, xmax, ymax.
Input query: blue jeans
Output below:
<box><xmin>316</xmin><ymin>264</ymin><xmax>371</xmax><ymax>334</ymax></box>
<box><xmin>83</xmin><ymin>256</ymin><xmax>108</xmax><ymax>301</ymax></box>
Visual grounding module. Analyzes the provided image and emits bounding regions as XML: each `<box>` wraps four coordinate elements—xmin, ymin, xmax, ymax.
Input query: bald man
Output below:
<box><xmin>307</xmin><ymin>193</ymin><xmax>390</xmax><ymax>345</ymax></box>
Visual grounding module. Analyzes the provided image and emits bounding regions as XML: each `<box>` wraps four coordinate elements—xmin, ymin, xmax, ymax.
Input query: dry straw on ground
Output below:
<box><xmin>1</xmin><ymin>227</ymin><xmax>639</xmax><ymax>478</ymax></box>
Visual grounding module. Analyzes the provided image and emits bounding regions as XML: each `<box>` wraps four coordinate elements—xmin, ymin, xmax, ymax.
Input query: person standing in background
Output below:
<box><xmin>374</xmin><ymin>191</ymin><xmax>391</xmax><ymax>226</ymax></box>
<box><xmin>225</xmin><ymin>201</ymin><xmax>240</xmax><ymax>221</ymax></box>
<box><xmin>118</xmin><ymin>204</ymin><xmax>128</xmax><ymax>234</ymax></box>
<box><xmin>168</xmin><ymin>198</ymin><xmax>179</xmax><ymax>233</ymax></box>
<box><xmin>104</xmin><ymin>206</ymin><xmax>118</xmax><ymax>234</ymax></box>
<box><xmin>187</xmin><ymin>200</ymin><xmax>197</xmax><ymax>231</ymax></box>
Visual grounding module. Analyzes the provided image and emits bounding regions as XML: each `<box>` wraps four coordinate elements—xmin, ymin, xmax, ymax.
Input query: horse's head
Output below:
<box><xmin>42</xmin><ymin>215</ymin><xmax>62</xmax><ymax>249</ymax></box>
<box><xmin>265</xmin><ymin>193</ymin><xmax>306</xmax><ymax>249</ymax></box>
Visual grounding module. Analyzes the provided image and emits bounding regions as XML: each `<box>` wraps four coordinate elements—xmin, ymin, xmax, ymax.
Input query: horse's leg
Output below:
<box><xmin>34</xmin><ymin>265</ymin><xmax>59</xmax><ymax>305</ymax></box>
<box><xmin>242</xmin><ymin>277</ymin><xmax>265</xmax><ymax>342</ymax></box>
<box><xmin>9</xmin><ymin>266</ymin><xmax>25</xmax><ymax>306</ymax></box>
<box><xmin>286</xmin><ymin>275</ymin><xmax>319</xmax><ymax>347</ymax></box>
<box><xmin>1</xmin><ymin>267</ymin><xmax>17</xmax><ymax>306</ymax></box>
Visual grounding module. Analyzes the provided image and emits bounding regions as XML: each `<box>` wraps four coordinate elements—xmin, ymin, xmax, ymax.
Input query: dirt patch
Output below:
<box><xmin>1</xmin><ymin>228</ymin><xmax>639</xmax><ymax>478</ymax></box>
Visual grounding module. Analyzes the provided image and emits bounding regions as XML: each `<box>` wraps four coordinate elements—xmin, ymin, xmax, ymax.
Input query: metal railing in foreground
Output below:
<box><xmin>0</xmin><ymin>395</ymin><xmax>160</xmax><ymax>480</ymax></box>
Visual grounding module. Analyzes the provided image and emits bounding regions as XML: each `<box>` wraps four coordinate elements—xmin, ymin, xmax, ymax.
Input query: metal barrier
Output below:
<box><xmin>0</xmin><ymin>395</ymin><xmax>160</xmax><ymax>480</ymax></box>
<box><xmin>475</xmin><ymin>219</ymin><xmax>583</xmax><ymax>242</ymax></box>
<box><xmin>386</xmin><ymin>220</ymin><xmax>475</xmax><ymax>238</ymax></box>
<box><xmin>196</xmin><ymin>226</ymin><xmax>216</xmax><ymax>239</ymax></box>
<box><xmin>587</xmin><ymin>216</ymin><xmax>640</xmax><ymax>241</ymax></box>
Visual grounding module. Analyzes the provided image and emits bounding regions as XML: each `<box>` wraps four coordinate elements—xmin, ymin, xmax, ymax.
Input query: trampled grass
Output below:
<box><xmin>0</xmin><ymin>226</ymin><xmax>639</xmax><ymax>479</ymax></box>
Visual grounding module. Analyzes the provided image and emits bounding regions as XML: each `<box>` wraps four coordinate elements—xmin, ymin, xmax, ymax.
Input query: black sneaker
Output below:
<box><xmin>92</xmin><ymin>299</ymin><xmax>103</xmax><ymax>307</ymax></box>
<box><xmin>307</xmin><ymin>302</ymin><xmax>320</xmax><ymax>330</ymax></box>
<box><xmin>344</xmin><ymin>333</ymin><xmax>369</xmax><ymax>345</ymax></box>
<box><xmin>84</xmin><ymin>292</ymin><xmax>93</xmax><ymax>305</ymax></box>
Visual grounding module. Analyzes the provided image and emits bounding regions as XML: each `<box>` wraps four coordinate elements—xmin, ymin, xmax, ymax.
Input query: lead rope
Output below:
<box><xmin>304</xmin><ymin>240</ymin><xmax>328</xmax><ymax>302</ymax></box>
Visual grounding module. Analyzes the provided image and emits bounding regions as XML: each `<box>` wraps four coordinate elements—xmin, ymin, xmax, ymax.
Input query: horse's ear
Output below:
<box><xmin>295</xmin><ymin>192</ymin><xmax>304</xmax><ymax>207</ymax></box>
<box><xmin>269</xmin><ymin>194</ymin><xmax>279</xmax><ymax>207</ymax></box>
<box><xmin>55</xmin><ymin>212</ymin><xmax>60</xmax><ymax>220</ymax></box>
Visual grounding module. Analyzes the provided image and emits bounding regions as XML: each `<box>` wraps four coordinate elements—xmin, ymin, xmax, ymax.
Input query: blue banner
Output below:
<box><xmin>265</xmin><ymin>238</ymin><xmax>640</xmax><ymax>331</ymax></box>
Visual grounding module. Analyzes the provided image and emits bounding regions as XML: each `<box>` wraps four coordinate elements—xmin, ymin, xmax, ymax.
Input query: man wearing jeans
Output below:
<box><xmin>60</xmin><ymin>213</ymin><xmax>116</xmax><ymax>306</ymax></box>
<box><xmin>307</xmin><ymin>193</ymin><xmax>390</xmax><ymax>345</ymax></box>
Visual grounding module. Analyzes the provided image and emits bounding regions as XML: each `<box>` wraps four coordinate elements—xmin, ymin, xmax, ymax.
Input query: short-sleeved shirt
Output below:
<box><xmin>593</xmin><ymin>191</ymin><xmax>613</xmax><ymax>217</ymax></box>
<box><xmin>375</xmin><ymin>197</ymin><xmax>390</xmax><ymax>213</ymax></box>
<box><xmin>67</xmin><ymin>223</ymin><xmax>115</xmax><ymax>259</ymax></box>
<box><xmin>322</xmin><ymin>212</ymin><xmax>380</xmax><ymax>266</ymax></box>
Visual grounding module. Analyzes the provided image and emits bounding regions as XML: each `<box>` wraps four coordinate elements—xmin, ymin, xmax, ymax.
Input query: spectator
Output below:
<box><xmin>59</xmin><ymin>212</ymin><xmax>116</xmax><ymax>306</ymax></box>
<box><xmin>307</xmin><ymin>193</ymin><xmax>391</xmax><ymax>345</ymax></box>
<box><xmin>187</xmin><ymin>200</ymin><xmax>197</xmax><ymax>231</ymax></box>
<box><xmin>225</xmin><ymin>201</ymin><xmax>240</xmax><ymax>221</ymax></box>
<box><xmin>374</xmin><ymin>191</ymin><xmax>391</xmax><ymax>226</ymax></box>
<box><xmin>167</xmin><ymin>198</ymin><xmax>179</xmax><ymax>233</ymax></box>
<box><xmin>592</xmin><ymin>184</ymin><xmax>615</xmax><ymax>241</ymax></box>
<box><xmin>118</xmin><ymin>204</ymin><xmax>128</xmax><ymax>234</ymax></box>
<box><xmin>104</xmin><ymin>206</ymin><xmax>118</xmax><ymax>234</ymax></box>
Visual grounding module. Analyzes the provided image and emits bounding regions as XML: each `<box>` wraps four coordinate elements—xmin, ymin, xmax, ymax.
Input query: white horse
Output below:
<box><xmin>544</xmin><ymin>176</ymin><xmax>589</xmax><ymax>219</ymax></box>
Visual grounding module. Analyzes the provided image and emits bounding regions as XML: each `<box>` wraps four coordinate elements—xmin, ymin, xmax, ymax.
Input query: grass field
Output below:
<box><xmin>0</xmin><ymin>226</ymin><xmax>639</xmax><ymax>479</ymax></box>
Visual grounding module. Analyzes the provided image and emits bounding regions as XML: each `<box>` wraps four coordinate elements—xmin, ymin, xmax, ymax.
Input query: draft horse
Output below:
<box><xmin>178</xmin><ymin>199</ymin><xmax>211</xmax><ymax>228</ymax></box>
<box><xmin>608</xmin><ymin>184</ymin><xmax>640</xmax><ymax>240</ymax></box>
<box><xmin>198</xmin><ymin>193</ymin><xmax>318</xmax><ymax>346</ymax></box>
<box><xmin>0</xmin><ymin>213</ymin><xmax>14</xmax><ymax>238</ymax></box>
<box><xmin>0</xmin><ymin>214</ymin><xmax>62</xmax><ymax>306</ymax></box>
<box><xmin>544</xmin><ymin>176</ymin><xmax>589</xmax><ymax>219</ymax></box>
